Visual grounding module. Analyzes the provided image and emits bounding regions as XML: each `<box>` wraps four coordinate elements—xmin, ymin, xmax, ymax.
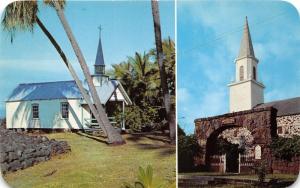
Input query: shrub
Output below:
<box><xmin>178</xmin><ymin>126</ymin><xmax>202</xmax><ymax>172</ymax></box>
<box><xmin>270</xmin><ymin>135</ymin><xmax>300</xmax><ymax>161</ymax></box>
<box><xmin>114</xmin><ymin>104</ymin><xmax>161</xmax><ymax>132</ymax></box>
<box><xmin>254</xmin><ymin>160</ymin><xmax>267</xmax><ymax>185</ymax></box>
<box><xmin>0</xmin><ymin>118</ymin><xmax>6</xmax><ymax>128</ymax></box>
<box><xmin>122</xmin><ymin>165</ymin><xmax>175</xmax><ymax>188</ymax></box>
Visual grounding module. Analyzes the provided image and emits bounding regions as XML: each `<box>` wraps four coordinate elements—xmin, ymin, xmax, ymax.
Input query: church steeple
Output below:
<box><xmin>228</xmin><ymin>17</ymin><xmax>264</xmax><ymax>112</ymax></box>
<box><xmin>94</xmin><ymin>25</ymin><xmax>105</xmax><ymax>75</ymax></box>
<box><xmin>237</xmin><ymin>16</ymin><xmax>255</xmax><ymax>59</ymax></box>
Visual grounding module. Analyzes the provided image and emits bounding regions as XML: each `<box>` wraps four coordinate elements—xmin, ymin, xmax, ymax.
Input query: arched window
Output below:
<box><xmin>255</xmin><ymin>145</ymin><xmax>261</xmax><ymax>159</ymax></box>
<box><xmin>239</xmin><ymin>66</ymin><xmax>244</xmax><ymax>81</ymax></box>
<box><xmin>253</xmin><ymin>66</ymin><xmax>256</xmax><ymax>80</ymax></box>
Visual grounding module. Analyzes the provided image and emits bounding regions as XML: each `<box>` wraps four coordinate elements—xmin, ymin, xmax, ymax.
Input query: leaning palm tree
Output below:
<box><xmin>50</xmin><ymin>1</ymin><xmax>125</xmax><ymax>144</ymax></box>
<box><xmin>2</xmin><ymin>1</ymin><xmax>125</xmax><ymax>144</ymax></box>
<box><xmin>151</xmin><ymin>0</ymin><xmax>175</xmax><ymax>144</ymax></box>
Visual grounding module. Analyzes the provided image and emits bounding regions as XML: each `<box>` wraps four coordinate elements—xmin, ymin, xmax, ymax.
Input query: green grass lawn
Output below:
<box><xmin>3</xmin><ymin>132</ymin><xmax>176</xmax><ymax>188</ymax></box>
<box><xmin>179</xmin><ymin>172</ymin><xmax>298</xmax><ymax>181</ymax></box>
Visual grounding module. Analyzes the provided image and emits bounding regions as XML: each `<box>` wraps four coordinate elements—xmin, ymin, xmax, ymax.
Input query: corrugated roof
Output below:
<box><xmin>95</xmin><ymin>79</ymin><xmax>119</xmax><ymax>104</ymax></box>
<box><xmin>83</xmin><ymin>79</ymin><xmax>132</xmax><ymax>105</ymax></box>
<box><xmin>7</xmin><ymin>79</ymin><xmax>132</xmax><ymax>105</ymax></box>
<box><xmin>255</xmin><ymin>97</ymin><xmax>300</xmax><ymax>116</ymax></box>
<box><xmin>7</xmin><ymin>81</ymin><xmax>83</xmax><ymax>102</ymax></box>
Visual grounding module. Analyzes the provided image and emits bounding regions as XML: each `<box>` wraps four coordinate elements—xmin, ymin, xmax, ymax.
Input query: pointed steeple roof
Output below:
<box><xmin>95</xmin><ymin>27</ymin><xmax>105</xmax><ymax>66</ymax></box>
<box><xmin>237</xmin><ymin>17</ymin><xmax>255</xmax><ymax>59</ymax></box>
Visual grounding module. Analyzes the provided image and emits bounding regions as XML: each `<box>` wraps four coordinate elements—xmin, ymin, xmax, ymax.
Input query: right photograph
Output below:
<box><xmin>177</xmin><ymin>1</ymin><xmax>300</xmax><ymax>187</ymax></box>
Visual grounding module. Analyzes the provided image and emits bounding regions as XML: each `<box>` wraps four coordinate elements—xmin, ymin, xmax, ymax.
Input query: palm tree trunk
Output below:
<box><xmin>151</xmin><ymin>0</ymin><xmax>176</xmax><ymax>144</ymax></box>
<box><xmin>52</xmin><ymin>1</ymin><xmax>125</xmax><ymax>145</ymax></box>
<box><xmin>35</xmin><ymin>17</ymin><xmax>108</xmax><ymax>137</ymax></box>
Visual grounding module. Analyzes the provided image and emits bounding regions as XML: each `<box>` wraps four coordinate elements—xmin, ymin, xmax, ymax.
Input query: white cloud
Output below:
<box><xmin>177</xmin><ymin>87</ymin><xmax>191</xmax><ymax>103</ymax></box>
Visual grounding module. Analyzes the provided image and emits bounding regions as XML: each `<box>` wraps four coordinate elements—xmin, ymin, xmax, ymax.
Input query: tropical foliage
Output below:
<box><xmin>122</xmin><ymin>165</ymin><xmax>175</xmax><ymax>188</ymax></box>
<box><xmin>109</xmin><ymin>38</ymin><xmax>175</xmax><ymax>132</ymax></box>
<box><xmin>178</xmin><ymin>125</ymin><xmax>202</xmax><ymax>172</ymax></box>
<box><xmin>270</xmin><ymin>135</ymin><xmax>300</xmax><ymax>161</ymax></box>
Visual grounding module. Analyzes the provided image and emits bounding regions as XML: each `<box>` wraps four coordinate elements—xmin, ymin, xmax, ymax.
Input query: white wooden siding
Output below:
<box><xmin>6</xmin><ymin>99</ymin><xmax>90</xmax><ymax>129</ymax></box>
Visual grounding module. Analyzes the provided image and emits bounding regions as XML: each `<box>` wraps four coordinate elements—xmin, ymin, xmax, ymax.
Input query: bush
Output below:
<box><xmin>114</xmin><ymin>104</ymin><xmax>161</xmax><ymax>132</ymax></box>
<box><xmin>122</xmin><ymin>165</ymin><xmax>175</xmax><ymax>188</ymax></box>
<box><xmin>254</xmin><ymin>160</ymin><xmax>267</xmax><ymax>185</ymax></box>
<box><xmin>0</xmin><ymin>118</ymin><xmax>6</xmax><ymax>129</ymax></box>
<box><xmin>178</xmin><ymin>126</ymin><xmax>202</xmax><ymax>172</ymax></box>
<box><xmin>270</xmin><ymin>135</ymin><xmax>300</xmax><ymax>161</ymax></box>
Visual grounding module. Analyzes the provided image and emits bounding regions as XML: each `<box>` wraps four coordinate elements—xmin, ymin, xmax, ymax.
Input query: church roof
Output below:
<box><xmin>7</xmin><ymin>79</ymin><xmax>132</xmax><ymax>105</ymax></box>
<box><xmin>95</xmin><ymin>33</ymin><xmax>105</xmax><ymax>66</ymax></box>
<box><xmin>255</xmin><ymin>97</ymin><xmax>300</xmax><ymax>116</ymax></box>
<box><xmin>237</xmin><ymin>17</ymin><xmax>256</xmax><ymax>59</ymax></box>
<box><xmin>83</xmin><ymin>79</ymin><xmax>132</xmax><ymax>105</ymax></box>
<box><xmin>6</xmin><ymin>81</ymin><xmax>83</xmax><ymax>102</ymax></box>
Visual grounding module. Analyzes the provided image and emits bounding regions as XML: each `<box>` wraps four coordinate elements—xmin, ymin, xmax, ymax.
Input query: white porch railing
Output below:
<box><xmin>84</xmin><ymin>117</ymin><xmax>120</xmax><ymax>129</ymax></box>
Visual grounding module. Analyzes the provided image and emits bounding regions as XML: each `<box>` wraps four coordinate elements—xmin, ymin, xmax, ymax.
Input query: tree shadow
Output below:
<box><xmin>126</xmin><ymin>134</ymin><xmax>175</xmax><ymax>157</ymax></box>
<box><xmin>126</xmin><ymin>133</ymin><xmax>171</xmax><ymax>143</ymax></box>
<box><xmin>75</xmin><ymin>132</ymin><xmax>107</xmax><ymax>145</ymax></box>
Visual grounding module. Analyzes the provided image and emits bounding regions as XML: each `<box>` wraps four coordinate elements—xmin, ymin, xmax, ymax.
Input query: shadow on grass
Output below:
<box><xmin>134</xmin><ymin>143</ymin><xmax>175</xmax><ymax>157</ymax></box>
<box><xmin>126</xmin><ymin>134</ymin><xmax>171</xmax><ymax>143</ymax></box>
<box><xmin>75</xmin><ymin>132</ymin><xmax>108</xmax><ymax>145</ymax></box>
<box><xmin>125</xmin><ymin>134</ymin><xmax>175</xmax><ymax>156</ymax></box>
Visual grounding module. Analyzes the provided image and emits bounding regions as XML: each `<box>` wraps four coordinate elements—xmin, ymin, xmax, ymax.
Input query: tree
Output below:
<box><xmin>151</xmin><ymin>0</ymin><xmax>175</xmax><ymax>144</ymax></box>
<box><xmin>129</xmin><ymin>52</ymin><xmax>160</xmax><ymax>105</ymax></box>
<box><xmin>51</xmin><ymin>1</ymin><xmax>125</xmax><ymax>145</ymax></box>
<box><xmin>178</xmin><ymin>125</ymin><xmax>201</xmax><ymax>172</ymax></box>
<box><xmin>2</xmin><ymin>1</ymin><xmax>124</xmax><ymax>144</ymax></box>
<box><xmin>109</xmin><ymin>52</ymin><xmax>161</xmax><ymax>132</ymax></box>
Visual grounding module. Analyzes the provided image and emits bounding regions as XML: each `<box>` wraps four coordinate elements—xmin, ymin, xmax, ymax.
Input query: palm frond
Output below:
<box><xmin>2</xmin><ymin>1</ymin><xmax>38</xmax><ymax>42</ymax></box>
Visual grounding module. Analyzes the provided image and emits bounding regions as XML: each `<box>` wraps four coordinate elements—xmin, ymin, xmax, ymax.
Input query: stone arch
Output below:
<box><xmin>194</xmin><ymin>107</ymin><xmax>278</xmax><ymax>172</ymax></box>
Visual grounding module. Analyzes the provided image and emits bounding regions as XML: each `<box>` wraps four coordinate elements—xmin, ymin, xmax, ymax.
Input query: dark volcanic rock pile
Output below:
<box><xmin>0</xmin><ymin>128</ymin><xmax>71</xmax><ymax>174</ymax></box>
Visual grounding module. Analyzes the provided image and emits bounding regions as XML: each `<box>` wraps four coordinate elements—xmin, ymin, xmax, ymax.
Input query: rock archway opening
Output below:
<box><xmin>194</xmin><ymin>107</ymin><xmax>278</xmax><ymax>173</ymax></box>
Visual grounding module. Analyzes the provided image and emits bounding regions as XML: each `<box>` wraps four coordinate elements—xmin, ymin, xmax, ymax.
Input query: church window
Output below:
<box><xmin>239</xmin><ymin>66</ymin><xmax>244</xmax><ymax>81</ymax></box>
<box><xmin>61</xmin><ymin>102</ymin><xmax>69</xmax><ymax>119</ymax></box>
<box><xmin>253</xmin><ymin>67</ymin><xmax>256</xmax><ymax>80</ymax></box>
<box><xmin>32</xmin><ymin>104</ymin><xmax>39</xmax><ymax>119</ymax></box>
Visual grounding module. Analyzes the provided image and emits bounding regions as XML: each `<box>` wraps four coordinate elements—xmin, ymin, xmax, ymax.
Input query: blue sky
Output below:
<box><xmin>0</xmin><ymin>1</ymin><xmax>174</xmax><ymax>118</ymax></box>
<box><xmin>178</xmin><ymin>1</ymin><xmax>300</xmax><ymax>134</ymax></box>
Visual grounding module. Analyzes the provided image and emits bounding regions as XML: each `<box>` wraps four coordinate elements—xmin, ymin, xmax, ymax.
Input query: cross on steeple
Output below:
<box><xmin>98</xmin><ymin>25</ymin><xmax>103</xmax><ymax>37</ymax></box>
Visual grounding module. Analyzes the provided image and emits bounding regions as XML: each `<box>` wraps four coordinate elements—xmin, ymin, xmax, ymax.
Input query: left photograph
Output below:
<box><xmin>0</xmin><ymin>1</ymin><xmax>175</xmax><ymax>187</ymax></box>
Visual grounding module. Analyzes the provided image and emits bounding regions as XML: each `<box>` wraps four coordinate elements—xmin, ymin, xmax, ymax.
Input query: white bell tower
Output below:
<box><xmin>228</xmin><ymin>17</ymin><xmax>265</xmax><ymax>112</ymax></box>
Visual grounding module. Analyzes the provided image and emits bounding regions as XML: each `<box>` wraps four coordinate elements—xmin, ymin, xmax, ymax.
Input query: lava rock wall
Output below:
<box><xmin>0</xmin><ymin>128</ymin><xmax>71</xmax><ymax>174</ymax></box>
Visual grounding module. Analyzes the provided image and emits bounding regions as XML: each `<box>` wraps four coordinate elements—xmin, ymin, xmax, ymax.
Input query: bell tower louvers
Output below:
<box><xmin>92</xmin><ymin>28</ymin><xmax>109</xmax><ymax>86</ymax></box>
<box><xmin>228</xmin><ymin>17</ymin><xmax>265</xmax><ymax>112</ymax></box>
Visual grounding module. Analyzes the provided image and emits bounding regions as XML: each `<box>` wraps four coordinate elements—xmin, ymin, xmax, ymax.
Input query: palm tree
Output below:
<box><xmin>110</xmin><ymin>52</ymin><xmax>159</xmax><ymax>106</ymax></box>
<box><xmin>51</xmin><ymin>1</ymin><xmax>124</xmax><ymax>145</ymax></box>
<box><xmin>151</xmin><ymin>0</ymin><xmax>175</xmax><ymax>144</ymax></box>
<box><xmin>2</xmin><ymin>1</ymin><xmax>125</xmax><ymax>144</ymax></box>
<box><xmin>162</xmin><ymin>38</ymin><xmax>175</xmax><ymax>95</ymax></box>
<box><xmin>129</xmin><ymin>52</ymin><xmax>159</xmax><ymax>104</ymax></box>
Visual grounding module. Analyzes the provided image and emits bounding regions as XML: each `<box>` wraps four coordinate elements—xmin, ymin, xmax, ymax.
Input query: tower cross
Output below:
<box><xmin>98</xmin><ymin>25</ymin><xmax>103</xmax><ymax>36</ymax></box>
